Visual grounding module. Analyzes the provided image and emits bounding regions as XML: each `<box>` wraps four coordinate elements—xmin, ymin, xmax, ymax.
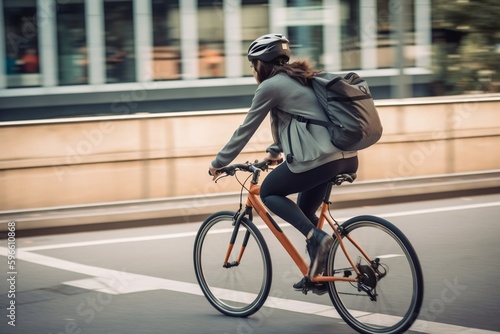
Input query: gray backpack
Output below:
<box><xmin>295</xmin><ymin>72</ymin><xmax>383</xmax><ymax>151</ymax></box>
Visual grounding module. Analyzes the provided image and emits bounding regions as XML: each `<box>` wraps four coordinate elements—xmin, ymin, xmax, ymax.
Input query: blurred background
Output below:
<box><xmin>0</xmin><ymin>3</ymin><xmax>499</xmax><ymax>333</ymax></box>
<box><xmin>0</xmin><ymin>0</ymin><xmax>499</xmax><ymax>228</ymax></box>
<box><xmin>1</xmin><ymin>0</ymin><xmax>499</xmax><ymax>119</ymax></box>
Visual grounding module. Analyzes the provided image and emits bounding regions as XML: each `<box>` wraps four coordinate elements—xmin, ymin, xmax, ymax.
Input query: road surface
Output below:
<box><xmin>1</xmin><ymin>193</ymin><xmax>500</xmax><ymax>333</ymax></box>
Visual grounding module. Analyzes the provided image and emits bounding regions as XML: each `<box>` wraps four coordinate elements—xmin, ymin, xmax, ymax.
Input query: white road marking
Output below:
<box><xmin>376</xmin><ymin>254</ymin><xmax>404</xmax><ymax>259</ymax></box>
<box><xmin>20</xmin><ymin>201</ymin><xmax>500</xmax><ymax>252</ymax></box>
<box><xmin>0</xmin><ymin>247</ymin><xmax>498</xmax><ymax>334</ymax></box>
<box><xmin>21</xmin><ymin>231</ymin><xmax>199</xmax><ymax>252</ymax></box>
<box><xmin>375</xmin><ymin>201</ymin><xmax>500</xmax><ymax>219</ymax></box>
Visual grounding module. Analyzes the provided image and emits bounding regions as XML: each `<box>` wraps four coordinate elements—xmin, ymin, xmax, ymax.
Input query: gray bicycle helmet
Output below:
<box><xmin>247</xmin><ymin>34</ymin><xmax>290</xmax><ymax>63</ymax></box>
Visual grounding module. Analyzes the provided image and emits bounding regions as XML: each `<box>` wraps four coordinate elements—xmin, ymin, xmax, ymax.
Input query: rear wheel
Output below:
<box><xmin>193</xmin><ymin>211</ymin><xmax>272</xmax><ymax>317</ymax></box>
<box><xmin>326</xmin><ymin>215</ymin><xmax>424</xmax><ymax>334</ymax></box>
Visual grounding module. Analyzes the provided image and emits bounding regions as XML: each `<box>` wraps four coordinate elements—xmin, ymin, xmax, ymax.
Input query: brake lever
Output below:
<box><xmin>214</xmin><ymin>173</ymin><xmax>231</xmax><ymax>183</ymax></box>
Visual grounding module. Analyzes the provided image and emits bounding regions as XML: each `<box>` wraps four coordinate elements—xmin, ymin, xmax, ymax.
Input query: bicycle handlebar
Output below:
<box><xmin>209</xmin><ymin>159</ymin><xmax>273</xmax><ymax>181</ymax></box>
<box><xmin>218</xmin><ymin>159</ymin><xmax>271</xmax><ymax>176</ymax></box>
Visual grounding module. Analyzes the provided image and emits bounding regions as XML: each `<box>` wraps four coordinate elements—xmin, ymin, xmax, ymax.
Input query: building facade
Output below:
<box><xmin>0</xmin><ymin>0</ymin><xmax>432</xmax><ymax>119</ymax></box>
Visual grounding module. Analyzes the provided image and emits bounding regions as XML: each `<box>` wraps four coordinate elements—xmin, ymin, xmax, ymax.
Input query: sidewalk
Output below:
<box><xmin>1</xmin><ymin>170</ymin><xmax>499</xmax><ymax>234</ymax></box>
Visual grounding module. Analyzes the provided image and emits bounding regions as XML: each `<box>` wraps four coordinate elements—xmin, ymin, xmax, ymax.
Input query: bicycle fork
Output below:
<box><xmin>222</xmin><ymin>209</ymin><xmax>251</xmax><ymax>269</ymax></box>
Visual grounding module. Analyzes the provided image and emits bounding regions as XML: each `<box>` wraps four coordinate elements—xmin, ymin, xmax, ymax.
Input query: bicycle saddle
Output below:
<box><xmin>332</xmin><ymin>173</ymin><xmax>357</xmax><ymax>186</ymax></box>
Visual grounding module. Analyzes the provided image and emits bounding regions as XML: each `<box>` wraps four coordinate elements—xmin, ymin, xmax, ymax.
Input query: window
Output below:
<box><xmin>340</xmin><ymin>0</ymin><xmax>360</xmax><ymax>70</ymax></box>
<box><xmin>104</xmin><ymin>0</ymin><xmax>136</xmax><ymax>83</ymax></box>
<box><xmin>287</xmin><ymin>25</ymin><xmax>324</xmax><ymax>67</ymax></box>
<box><xmin>3</xmin><ymin>0</ymin><xmax>40</xmax><ymax>88</ymax></box>
<box><xmin>198</xmin><ymin>0</ymin><xmax>225</xmax><ymax>78</ymax></box>
<box><xmin>57</xmin><ymin>0</ymin><xmax>87</xmax><ymax>85</ymax></box>
<box><xmin>152</xmin><ymin>0</ymin><xmax>181</xmax><ymax>80</ymax></box>
<box><xmin>241</xmin><ymin>0</ymin><xmax>269</xmax><ymax>76</ymax></box>
<box><xmin>376</xmin><ymin>0</ymin><xmax>416</xmax><ymax>68</ymax></box>
<box><xmin>286</xmin><ymin>0</ymin><xmax>321</xmax><ymax>6</ymax></box>
<box><xmin>285</xmin><ymin>1</ymin><xmax>324</xmax><ymax>69</ymax></box>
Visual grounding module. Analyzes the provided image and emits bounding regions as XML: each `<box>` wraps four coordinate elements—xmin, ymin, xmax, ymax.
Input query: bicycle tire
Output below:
<box><xmin>193</xmin><ymin>211</ymin><xmax>272</xmax><ymax>317</ymax></box>
<box><xmin>326</xmin><ymin>215</ymin><xmax>424</xmax><ymax>334</ymax></box>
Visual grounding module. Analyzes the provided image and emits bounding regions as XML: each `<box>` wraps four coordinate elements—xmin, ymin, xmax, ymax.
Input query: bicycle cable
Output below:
<box><xmin>215</xmin><ymin>160</ymin><xmax>272</xmax><ymax>214</ymax></box>
<box><xmin>235</xmin><ymin>172</ymin><xmax>252</xmax><ymax>196</ymax></box>
<box><xmin>234</xmin><ymin>170</ymin><xmax>252</xmax><ymax>212</ymax></box>
<box><xmin>327</xmin><ymin>204</ymin><xmax>343</xmax><ymax>231</ymax></box>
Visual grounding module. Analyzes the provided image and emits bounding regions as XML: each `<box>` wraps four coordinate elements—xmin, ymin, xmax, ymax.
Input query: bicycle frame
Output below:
<box><xmin>198</xmin><ymin>163</ymin><xmax>424</xmax><ymax>330</ymax></box>
<box><xmin>229</xmin><ymin>176</ymin><xmax>370</xmax><ymax>284</ymax></box>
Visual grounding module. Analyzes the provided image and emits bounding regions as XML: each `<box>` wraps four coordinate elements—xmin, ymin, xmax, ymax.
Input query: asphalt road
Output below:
<box><xmin>1</xmin><ymin>193</ymin><xmax>500</xmax><ymax>334</ymax></box>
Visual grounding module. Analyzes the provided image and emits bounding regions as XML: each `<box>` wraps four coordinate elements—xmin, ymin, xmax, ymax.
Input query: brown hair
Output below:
<box><xmin>252</xmin><ymin>57</ymin><xmax>321</xmax><ymax>86</ymax></box>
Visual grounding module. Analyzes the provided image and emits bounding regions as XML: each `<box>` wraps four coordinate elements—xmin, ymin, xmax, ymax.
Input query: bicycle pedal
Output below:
<box><xmin>301</xmin><ymin>277</ymin><xmax>311</xmax><ymax>295</ymax></box>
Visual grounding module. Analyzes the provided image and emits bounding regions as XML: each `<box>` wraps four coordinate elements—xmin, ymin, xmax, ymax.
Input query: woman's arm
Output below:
<box><xmin>211</xmin><ymin>81</ymin><xmax>279</xmax><ymax>168</ymax></box>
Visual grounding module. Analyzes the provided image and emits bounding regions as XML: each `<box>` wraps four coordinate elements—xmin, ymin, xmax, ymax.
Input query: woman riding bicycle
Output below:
<box><xmin>209</xmin><ymin>34</ymin><xmax>358</xmax><ymax>293</ymax></box>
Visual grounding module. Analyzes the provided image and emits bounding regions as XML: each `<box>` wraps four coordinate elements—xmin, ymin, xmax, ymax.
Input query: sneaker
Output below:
<box><xmin>307</xmin><ymin>229</ymin><xmax>334</xmax><ymax>278</ymax></box>
<box><xmin>293</xmin><ymin>278</ymin><xmax>328</xmax><ymax>295</ymax></box>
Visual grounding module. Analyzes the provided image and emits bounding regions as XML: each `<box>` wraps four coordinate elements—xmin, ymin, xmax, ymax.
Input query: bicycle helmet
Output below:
<box><xmin>247</xmin><ymin>34</ymin><xmax>290</xmax><ymax>63</ymax></box>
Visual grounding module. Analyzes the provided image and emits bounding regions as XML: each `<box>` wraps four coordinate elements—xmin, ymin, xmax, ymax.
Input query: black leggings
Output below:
<box><xmin>260</xmin><ymin>157</ymin><xmax>358</xmax><ymax>237</ymax></box>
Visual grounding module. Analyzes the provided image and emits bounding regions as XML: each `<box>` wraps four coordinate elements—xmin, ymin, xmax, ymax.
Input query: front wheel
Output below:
<box><xmin>326</xmin><ymin>215</ymin><xmax>424</xmax><ymax>334</ymax></box>
<box><xmin>193</xmin><ymin>211</ymin><xmax>272</xmax><ymax>317</ymax></box>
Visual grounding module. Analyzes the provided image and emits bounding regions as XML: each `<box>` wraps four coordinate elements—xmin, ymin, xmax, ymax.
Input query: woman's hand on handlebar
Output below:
<box><xmin>208</xmin><ymin>164</ymin><xmax>222</xmax><ymax>181</ymax></box>
<box><xmin>265</xmin><ymin>153</ymin><xmax>283</xmax><ymax>166</ymax></box>
<box><xmin>208</xmin><ymin>155</ymin><xmax>282</xmax><ymax>181</ymax></box>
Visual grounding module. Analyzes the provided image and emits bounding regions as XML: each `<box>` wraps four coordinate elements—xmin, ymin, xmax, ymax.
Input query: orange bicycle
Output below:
<box><xmin>193</xmin><ymin>160</ymin><xmax>423</xmax><ymax>334</ymax></box>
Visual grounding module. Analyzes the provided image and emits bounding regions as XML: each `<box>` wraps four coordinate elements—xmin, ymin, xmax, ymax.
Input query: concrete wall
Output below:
<box><xmin>1</xmin><ymin>94</ymin><xmax>500</xmax><ymax>211</ymax></box>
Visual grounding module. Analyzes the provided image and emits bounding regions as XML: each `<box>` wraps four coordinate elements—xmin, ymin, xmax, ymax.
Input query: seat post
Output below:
<box><xmin>322</xmin><ymin>182</ymin><xmax>334</xmax><ymax>203</ymax></box>
<box><xmin>323</xmin><ymin>173</ymin><xmax>357</xmax><ymax>203</ymax></box>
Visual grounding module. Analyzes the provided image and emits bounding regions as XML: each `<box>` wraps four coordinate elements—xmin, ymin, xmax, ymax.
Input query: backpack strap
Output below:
<box><xmin>292</xmin><ymin>114</ymin><xmax>333</xmax><ymax>128</ymax></box>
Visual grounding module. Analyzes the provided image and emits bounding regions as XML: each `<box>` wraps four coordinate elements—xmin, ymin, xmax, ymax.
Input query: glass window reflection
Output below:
<box><xmin>377</xmin><ymin>0</ymin><xmax>416</xmax><ymax>69</ymax></box>
<box><xmin>340</xmin><ymin>0</ymin><xmax>360</xmax><ymax>70</ymax></box>
<box><xmin>3</xmin><ymin>0</ymin><xmax>40</xmax><ymax>88</ymax></box>
<box><xmin>287</xmin><ymin>25</ymin><xmax>324</xmax><ymax>67</ymax></box>
<box><xmin>152</xmin><ymin>0</ymin><xmax>181</xmax><ymax>80</ymax></box>
<box><xmin>198</xmin><ymin>0</ymin><xmax>225</xmax><ymax>78</ymax></box>
<box><xmin>241</xmin><ymin>0</ymin><xmax>269</xmax><ymax>77</ymax></box>
<box><xmin>57</xmin><ymin>0</ymin><xmax>87</xmax><ymax>85</ymax></box>
<box><xmin>104</xmin><ymin>0</ymin><xmax>136</xmax><ymax>83</ymax></box>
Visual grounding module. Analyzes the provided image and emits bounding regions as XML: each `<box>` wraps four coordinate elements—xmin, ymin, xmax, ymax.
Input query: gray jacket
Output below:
<box><xmin>212</xmin><ymin>73</ymin><xmax>357</xmax><ymax>173</ymax></box>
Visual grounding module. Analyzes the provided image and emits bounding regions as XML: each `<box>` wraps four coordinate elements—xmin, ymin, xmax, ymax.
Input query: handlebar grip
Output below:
<box><xmin>209</xmin><ymin>168</ymin><xmax>225</xmax><ymax>176</ymax></box>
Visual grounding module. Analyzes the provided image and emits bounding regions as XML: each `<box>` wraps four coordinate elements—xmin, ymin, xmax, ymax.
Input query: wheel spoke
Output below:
<box><xmin>326</xmin><ymin>216</ymin><xmax>424</xmax><ymax>334</ymax></box>
<box><xmin>193</xmin><ymin>212</ymin><xmax>272</xmax><ymax>317</ymax></box>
